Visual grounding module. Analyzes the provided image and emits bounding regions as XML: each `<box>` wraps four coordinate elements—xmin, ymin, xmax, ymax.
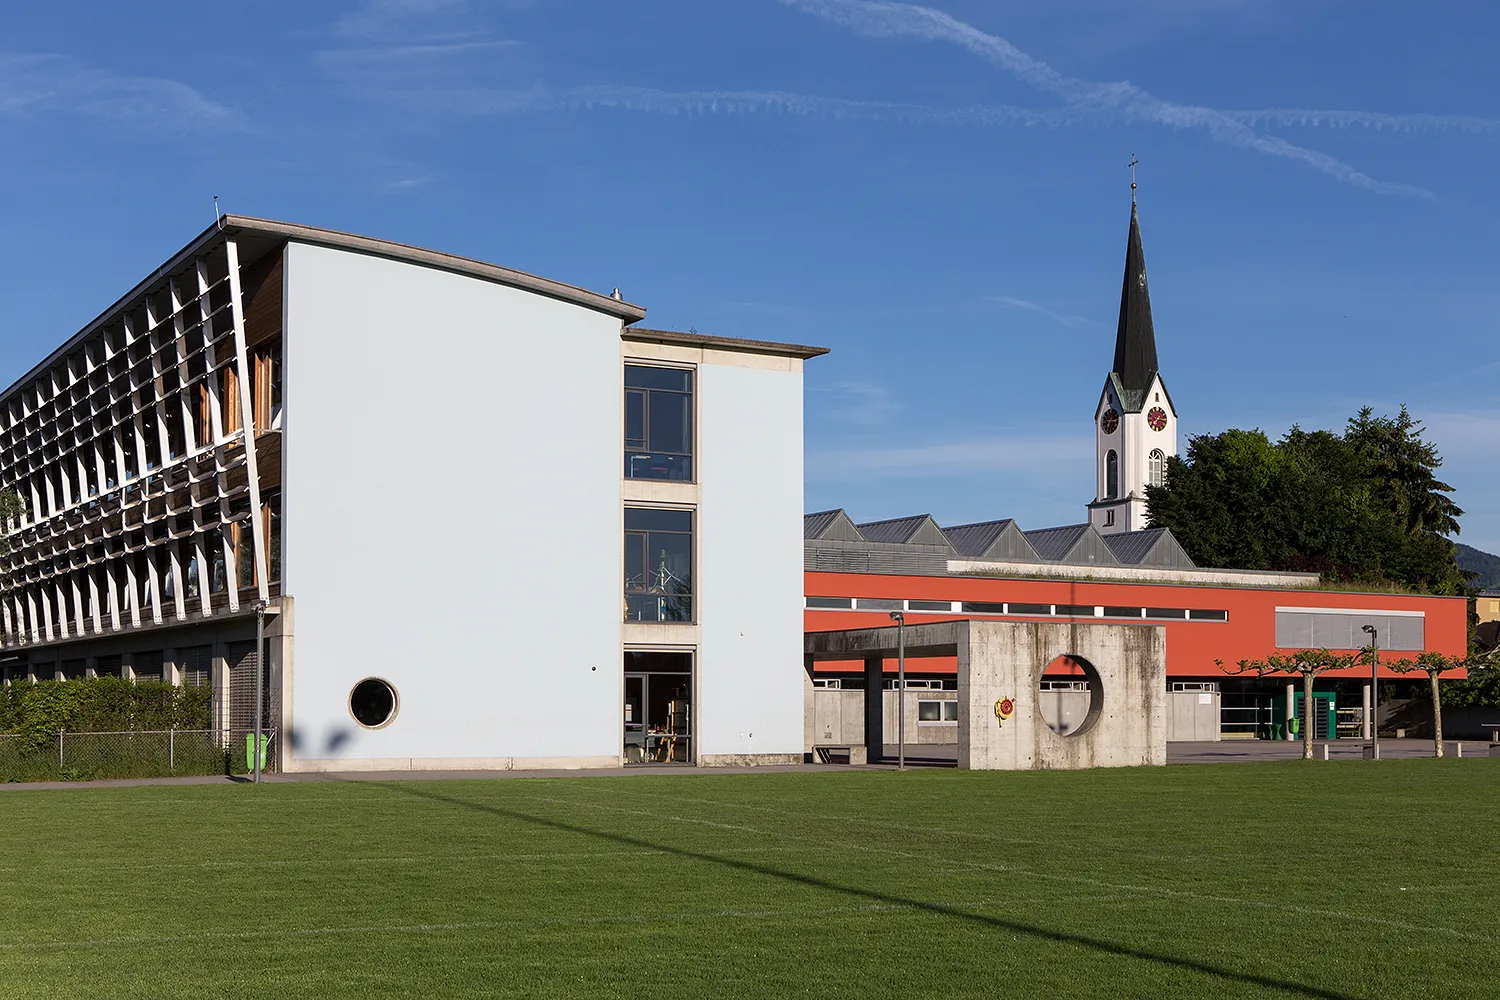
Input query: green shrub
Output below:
<box><xmin>0</xmin><ymin>677</ymin><xmax>213</xmax><ymax>749</ymax></box>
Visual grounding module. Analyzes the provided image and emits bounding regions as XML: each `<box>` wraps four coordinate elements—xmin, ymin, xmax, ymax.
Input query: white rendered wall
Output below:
<box><xmin>696</xmin><ymin>362</ymin><xmax>806</xmax><ymax>759</ymax></box>
<box><xmin>282</xmin><ymin>243</ymin><xmax>623</xmax><ymax>766</ymax></box>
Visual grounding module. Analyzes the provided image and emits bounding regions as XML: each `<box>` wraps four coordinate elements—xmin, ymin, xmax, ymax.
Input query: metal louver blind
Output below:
<box><xmin>132</xmin><ymin>650</ymin><xmax>164</xmax><ymax>682</ymax></box>
<box><xmin>226</xmin><ymin>641</ymin><xmax>271</xmax><ymax>733</ymax></box>
<box><xmin>180</xmin><ymin>646</ymin><xmax>213</xmax><ymax>687</ymax></box>
<box><xmin>1275</xmin><ymin>610</ymin><xmax>1424</xmax><ymax>651</ymax></box>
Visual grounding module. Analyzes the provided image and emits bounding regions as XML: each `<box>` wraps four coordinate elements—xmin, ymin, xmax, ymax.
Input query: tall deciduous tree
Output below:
<box><xmin>1147</xmin><ymin>408</ymin><xmax>1466</xmax><ymax>594</ymax></box>
<box><xmin>1383</xmin><ymin>649</ymin><xmax>1500</xmax><ymax>755</ymax></box>
<box><xmin>1218</xmin><ymin>651</ymin><xmax>1359</xmax><ymax>760</ymax></box>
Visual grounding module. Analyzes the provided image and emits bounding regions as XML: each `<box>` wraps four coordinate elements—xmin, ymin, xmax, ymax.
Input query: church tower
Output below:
<box><xmin>1088</xmin><ymin>192</ymin><xmax>1177</xmax><ymax>535</ymax></box>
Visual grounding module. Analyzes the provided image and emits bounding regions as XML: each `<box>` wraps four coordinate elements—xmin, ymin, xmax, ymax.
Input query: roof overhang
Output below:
<box><xmin>623</xmin><ymin>326</ymin><xmax>830</xmax><ymax>360</ymax></box>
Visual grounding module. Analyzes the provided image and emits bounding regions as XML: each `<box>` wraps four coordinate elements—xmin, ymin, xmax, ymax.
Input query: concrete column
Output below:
<box><xmin>1285</xmin><ymin>682</ymin><xmax>1296</xmax><ymax>741</ymax></box>
<box><xmin>120</xmin><ymin>652</ymin><xmax>136</xmax><ymax>682</ymax></box>
<box><xmin>162</xmin><ymin>648</ymin><xmax>181</xmax><ymax>687</ymax></box>
<box><xmin>1361</xmin><ymin>683</ymin><xmax>1372</xmax><ymax>740</ymax></box>
<box><xmin>268</xmin><ymin>597</ymin><xmax>294</xmax><ymax>770</ymax></box>
<box><xmin>211</xmin><ymin>643</ymin><xmax>230</xmax><ymax>737</ymax></box>
<box><xmin>803</xmin><ymin>656</ymin><xmax>816</xmax><ymax>757</ymax></box>
<box><xmin>84</xmin><ymin>656</ymin><xmax>97</xmax><ymax>679</ymax></box>
<box><xmin>864</xmin><ymin>656</ymin><xmax>884</xmax><ymax>762</ymax></box>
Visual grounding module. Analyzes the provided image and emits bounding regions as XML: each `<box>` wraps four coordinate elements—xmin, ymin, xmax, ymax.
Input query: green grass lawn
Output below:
<box><xmin>1</xmin><ymin>761</ymin><xmax>1496</xmax><ymax>999</ymax></box>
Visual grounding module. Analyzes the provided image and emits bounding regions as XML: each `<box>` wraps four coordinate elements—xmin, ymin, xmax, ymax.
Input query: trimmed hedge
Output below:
<box><xmin>0</xmin><ymin>678</ymin><xmax>211</xmax><ymax>751</ymax></box>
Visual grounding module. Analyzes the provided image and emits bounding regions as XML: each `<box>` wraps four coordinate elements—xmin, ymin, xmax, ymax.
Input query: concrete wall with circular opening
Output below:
<box><xmin>959</xmin><ymin>620</ymin><xmax>1166</xmax><ymax>769</ymax></box>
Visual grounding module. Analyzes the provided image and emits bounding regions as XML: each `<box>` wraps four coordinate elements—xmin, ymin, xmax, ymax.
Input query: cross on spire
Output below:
<box><xmin>1129</xmin><ymin>154</ymin><xmax>1139</xmax><ymax>200</ymax></box>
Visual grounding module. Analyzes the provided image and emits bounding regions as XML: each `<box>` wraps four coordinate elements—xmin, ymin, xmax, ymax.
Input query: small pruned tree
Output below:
<box><xmin>1382</xmin><ymin>648</ymin><xmax>1500</xmax><ymax>757</ymax></box>
<box><xmin>1218</xmin><ymin>650</ymin><xmax>1358</xmax><ymax>760</ymax></box>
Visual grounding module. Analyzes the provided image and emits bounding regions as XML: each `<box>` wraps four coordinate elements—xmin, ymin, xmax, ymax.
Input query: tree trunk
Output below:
<box><xmin>1302</xmin><ymin>671</ymin><xmax>1316</xmax><ymax>760</ymax></box>
<box><xmin>1429</xmin><ymin>671</ymin><xmax>1444</xmax><ymax>758</ymax></box>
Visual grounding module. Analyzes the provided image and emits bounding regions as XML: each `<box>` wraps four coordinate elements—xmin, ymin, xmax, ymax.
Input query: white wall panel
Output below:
<box><xmin>283</xmin><ymin>243</ymin><xmax>622</xmax><ymax>763</ymax></box>
<box><xmin>696</xmin><ymin>362</ymin><xmax>806</xmax><ymax>758</ymax></box>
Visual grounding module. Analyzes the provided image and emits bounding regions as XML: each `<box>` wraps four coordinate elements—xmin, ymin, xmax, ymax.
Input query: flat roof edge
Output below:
<box><xmin>947</xmin><ymin>559</ymin><xmax>1325</xmax><ymax>589</ymax></box>
<box><xmin>228</xmin><ymin>215</ymin><xmax>647</xmax><ymax>322</ymax></box>
<box><xmin>623</xmin><ymin>326</ymin><xmax>830</xmax><ymax>360</ymax></box>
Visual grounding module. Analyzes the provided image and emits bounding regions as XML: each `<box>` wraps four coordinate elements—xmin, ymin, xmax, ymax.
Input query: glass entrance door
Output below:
<box><xmin>623</xmin><ymin>651</ymin><xmax>692</xmax><ymax>764</ymax></box>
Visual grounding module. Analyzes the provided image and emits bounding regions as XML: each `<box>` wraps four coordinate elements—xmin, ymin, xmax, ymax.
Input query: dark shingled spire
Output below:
<box><xmin>1112</xmin><ymin>199</ymin><xmax>1158</xmax><ymax>393</ymax></box>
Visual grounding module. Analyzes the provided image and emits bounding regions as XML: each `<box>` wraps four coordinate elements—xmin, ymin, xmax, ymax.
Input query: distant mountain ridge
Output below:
<box><xmin>1457</xmin><ymin>543</ymin><xmax>1500</xmax><ymax>591</ymax></box>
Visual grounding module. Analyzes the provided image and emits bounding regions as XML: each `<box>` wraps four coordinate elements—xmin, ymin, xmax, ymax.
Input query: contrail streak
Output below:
<box><xmin>779</xmin><ymin>0</ymin><xmax>1435</xmax><ymax>198</ymax></box>
<box><xmin>1226</xmin><ymin>108</ymin><xmax>1500</xmax><ymax>136</ymax></box>
<box><xmin>423</xmin><ymin>83</ymin><xmax>1064</xmax><ymax>128</ymax></box>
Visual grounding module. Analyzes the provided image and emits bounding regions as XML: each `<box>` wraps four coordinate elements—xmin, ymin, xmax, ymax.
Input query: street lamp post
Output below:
<box><xmin>1362</xmin><ymin>623</ymin><xmax>1379</xmax><ymax>761</ymax></box>
<box><xmin>890</xmin><ymin>611</ymin><xmax>906</xmax><ymax>771</ymax></box>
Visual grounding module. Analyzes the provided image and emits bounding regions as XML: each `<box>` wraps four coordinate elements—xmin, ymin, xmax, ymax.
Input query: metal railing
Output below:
<box><xmin>0</xmin><ymin>728</ymin><xmax>276</xmax><ymax>782</ymax></box>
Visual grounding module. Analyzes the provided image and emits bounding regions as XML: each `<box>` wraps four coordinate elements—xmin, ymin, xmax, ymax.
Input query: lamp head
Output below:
<box><xmin>1361</xmin><ymin>624</ymin><xmax>1376</xmax><ymax>636</ymax></box>
<box><xmin>889</xmin><ymin>611</ymin><xmax>904</xmax><ymax>623</ymax></box>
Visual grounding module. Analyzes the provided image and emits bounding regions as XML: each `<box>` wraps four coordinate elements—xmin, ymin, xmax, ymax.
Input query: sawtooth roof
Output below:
<box><xmin>806</xmin><ymin>511</ymin><xmax>1197</xmax><ymax>572</ymax></box>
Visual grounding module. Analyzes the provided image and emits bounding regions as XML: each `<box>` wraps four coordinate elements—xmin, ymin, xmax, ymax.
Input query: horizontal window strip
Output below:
<box><xmin>802</xmin><ymin>598</ymin><xmax>1232</xmax><ymax>623</ymax></box>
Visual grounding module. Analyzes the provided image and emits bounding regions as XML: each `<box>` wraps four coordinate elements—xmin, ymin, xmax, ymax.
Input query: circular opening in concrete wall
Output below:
<box><xmin>1037</xmin><ymin>655</ymin><xmax>1104</xmax><ymax>737</ymax></box>
<box><xmin>349</xmin><ymin>678</ymin><xmax>398</xmax><ymax>729</ymax></box>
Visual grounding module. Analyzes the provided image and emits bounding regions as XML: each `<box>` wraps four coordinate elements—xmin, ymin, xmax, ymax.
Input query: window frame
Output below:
<box><xmin>1148</xmin><ymin>448</ymin><xmax>1165</xmax><ymax>488</ymax></box>
<box><xmin>624</xmin><ymin>363</ymin><xmax>695</xmax><ymax>483</ymax></box>
<box><xmin>623</xmin><ymin>506</ymin><xmax>695</xmax><ymax>624</ymax></box>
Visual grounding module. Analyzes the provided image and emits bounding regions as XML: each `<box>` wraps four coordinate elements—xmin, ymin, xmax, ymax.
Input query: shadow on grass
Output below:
<box><xmin>372</xmin><ymin>780</ymin><xmax>1359</xmax><ymax>1000</ymax></box>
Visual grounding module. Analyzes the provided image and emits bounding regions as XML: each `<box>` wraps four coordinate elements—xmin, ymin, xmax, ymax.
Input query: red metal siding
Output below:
<box><xmin>805</xmin><ymin>571</ymin><xmax>1467</xmax><ymax>680</ymax></box>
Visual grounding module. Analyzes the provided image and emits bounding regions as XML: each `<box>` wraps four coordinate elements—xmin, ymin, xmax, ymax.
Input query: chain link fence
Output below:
<box><xmin>0</xmin><ymin>728</ymin><xmax>277</xmax><ymax>783</ymax></box>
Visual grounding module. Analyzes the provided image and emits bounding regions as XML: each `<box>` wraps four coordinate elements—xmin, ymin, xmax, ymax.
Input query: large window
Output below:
<box><xmin>1105</xmin><ymin>449</ymin><xmax>1118</xmax><ymax>498</ymax></box>
<box><xmin>625</xmin><ymin>366</ymin><xmax>692</xmax><ymax>481</ymax></box>
<box><xmin>624</xmin><ymin>508</ymin><xmax>693</xmax><ymax>622</ymax></box>
<box><xmin>1149</xmin><ymin>448</ymin><xmax>1165</xmax><ymax>488</ymax></box>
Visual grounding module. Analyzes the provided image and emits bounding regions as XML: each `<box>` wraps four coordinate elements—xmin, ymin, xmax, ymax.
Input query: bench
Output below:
<box><xmin>813</xmin><ymin>744</ymin><xmax>868</xmax><ymax>765</ymax></box>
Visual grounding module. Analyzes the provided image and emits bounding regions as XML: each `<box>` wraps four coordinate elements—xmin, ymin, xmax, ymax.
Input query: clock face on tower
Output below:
<box><xmin>1100</xmin><ymin>409</ymin><xmax>1119</xmax><ymax>434</ymax></box>
<box><xmin>1147</xmin><ymin>406</ymin><xmax>1168</xmax><ymax>432</ymax></box>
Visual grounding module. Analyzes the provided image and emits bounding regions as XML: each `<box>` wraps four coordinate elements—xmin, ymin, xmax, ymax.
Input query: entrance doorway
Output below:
<box><xmin>623</xmin><ymin>651</ymin><xmax>692</xmax><ymax>764</ymax></box>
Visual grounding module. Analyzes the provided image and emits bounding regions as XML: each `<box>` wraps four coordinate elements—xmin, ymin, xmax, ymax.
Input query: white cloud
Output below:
<box><xmin>0</xmin><ymin>54</ymin><xmax>236</xmax><ymax>130</ymax></box>
<box><xmin>810</xmin><ymin>431</ymin><xmax>1092</xmax><ymax>482</ymax></box>
<box><xmin>992</xmin><ymin>295</ymin><xmax>1095</xmax><ymax>330</ymax></box>
<box><xmin>810</xmin><ymin>381</ymin><xmax>902</xmax><ymax>426</ymax></box>
<box><xmin>780</xmin><ymin>0</ymin><xmax>1434</xmax><ymax>198</ymax></box>
<box><xmin>335</xmin><ymin>0</ymin><xmax>474</xmax><ymax>39</ymax></box>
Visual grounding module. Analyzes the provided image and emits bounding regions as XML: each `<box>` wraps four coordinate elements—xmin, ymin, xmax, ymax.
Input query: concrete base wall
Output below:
<box><xmin>959</xmin><ymin>621</ymin><xmax>1166</xmax><ymax>770</ymax></box>
<box><xmin>1166</xmin><ymin>689</ymin><xmax>1221</xmax><ymax>741</ymax></box>
<box><xmin>282</xmin><ymin>755</ymin><xmax>620</xmax><ymax>773</ymax></box>
<box><xmin>700</xmin><ymin>753</ymin><xmax>803</xmax><ymax>767</ymax></box>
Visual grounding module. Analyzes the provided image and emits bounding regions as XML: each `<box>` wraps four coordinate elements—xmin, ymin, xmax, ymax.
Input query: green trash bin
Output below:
<box><xmin>245</xmin><ymin>733</ymin><xmax>270</xmax><ymax>772</ymax></box>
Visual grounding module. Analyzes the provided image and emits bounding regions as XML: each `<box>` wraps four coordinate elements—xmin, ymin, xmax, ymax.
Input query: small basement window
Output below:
<box><xmin>961</xmin><ymin>602</ymin><xmax>1007</xmax><ymax>614</ymax></box>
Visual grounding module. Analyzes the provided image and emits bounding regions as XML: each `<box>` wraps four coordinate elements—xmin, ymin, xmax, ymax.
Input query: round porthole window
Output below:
<box><xmin>349</xmin><ymin>678</ymin><xmax>398</xmax><ymax>729</ymax></box>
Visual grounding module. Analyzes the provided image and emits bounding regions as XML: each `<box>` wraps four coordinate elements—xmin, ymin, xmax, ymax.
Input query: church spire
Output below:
<box><xmin>1112</xmin><ymin>197</ymin><xmax>1158</xmax><ymax>394</ymax></box>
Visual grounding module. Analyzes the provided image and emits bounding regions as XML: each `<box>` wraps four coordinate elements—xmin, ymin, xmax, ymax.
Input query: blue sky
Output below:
<box><xmin>3</xmin><ymin>0</ymin><xmax>1498</xmax><ymax>550</ymax></box>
